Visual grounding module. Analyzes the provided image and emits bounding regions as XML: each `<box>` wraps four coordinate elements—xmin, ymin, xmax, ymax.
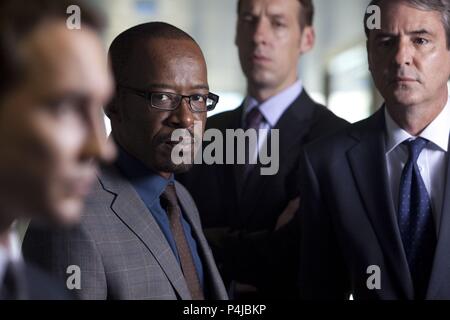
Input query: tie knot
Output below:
<box><xmin>245</xmin><ymin>107</ymin><xmax>264</xmax><ymax>130</ymax></box>
<box><xmin>161</xmin><ymin>182</ymin><xmax>178</xmax><ymax>209</ymax></box>
<box><xmin>404</xmin><ymin>137</ymin><xmax>428</xmax><ymax>163</ymax></box>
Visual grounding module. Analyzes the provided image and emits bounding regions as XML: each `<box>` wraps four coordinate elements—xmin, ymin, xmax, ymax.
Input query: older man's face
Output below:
<box><xmin>368</xmin><ymin>1</ymin><xmax>450</xmax><ymax>109</ymax></box>
<box><xmin>113</xmin><ymin>38</ymin><xmax>208</xmax><ymax>178</ymax></box>
<box><xmin>0</xmin><ymin>21</ymin><xmax>115</xmax><ymax>225</ymax></box>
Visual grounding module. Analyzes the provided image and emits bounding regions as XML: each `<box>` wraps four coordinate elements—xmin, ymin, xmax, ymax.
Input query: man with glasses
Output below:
<box><xmin>23</xmin><ymin>22</ymin><xmax>228</xmax><ymax>300</ymax></box>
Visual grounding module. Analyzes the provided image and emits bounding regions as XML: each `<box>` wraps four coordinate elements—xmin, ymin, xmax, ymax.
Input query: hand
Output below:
<box><xmin>275</xmin><ymin>197</ymin><xmax>300</xmax><ymax>231</ymax></box>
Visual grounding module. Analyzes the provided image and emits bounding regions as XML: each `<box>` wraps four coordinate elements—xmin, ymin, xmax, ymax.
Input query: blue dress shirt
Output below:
<box><xmin>115</xmin><ymin>146</ymin><xmax>204</xmax><ymax>288</ymax></box>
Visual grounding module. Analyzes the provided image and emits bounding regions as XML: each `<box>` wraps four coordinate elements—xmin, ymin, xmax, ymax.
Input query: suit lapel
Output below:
<box><xmin>223</xmin><ymin>106</ymin><xmax>247</xmax><ymax>201</ymax></box>
<box><xmin>427</xmin><ymin>135</ymin><xmax>450</xmax><ymax>299</ymax></box>
<box><xmin>175</xmin><ymin>182</ymin><xmax>227</xmax><ymax>299</ymax></box>
<box><xmin>347</xmin><ymin>109</ymin><xmax>414</xmax><ymax>299</ymax></box>
<box><xmin>99</xmin><ymin>165</ymin><xmax>191</xmax><ymax>299</ymax></box>
<box><xmin>239</xmin><ymin>91</ymin><xmax>317</xmax><ymax>224</ymax></box>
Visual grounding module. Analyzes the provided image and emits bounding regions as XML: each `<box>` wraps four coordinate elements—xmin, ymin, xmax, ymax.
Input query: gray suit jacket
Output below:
<box><xmin>22</xmin><ymin>164</ymin><xmax>228</xmax><ymax>300</ymax></box>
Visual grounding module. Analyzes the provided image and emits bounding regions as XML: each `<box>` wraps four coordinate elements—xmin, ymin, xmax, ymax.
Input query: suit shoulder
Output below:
<box><xmin>282</xmin><ymin>91</ymin><xmax>349</xmax><ymax>143</ymax></box>
<box><xmin>312</xmin><ymin>102</ymin><xmax>347</xmax><ymax>124</ymax></box>
<box><xmin>307</xmin><ymin>102</ymin><xmax>349</xmax><ymax>136</ymax></box>
<box><xmin>304</xmin><ymin>113</ymin><xmax>377</xmax><ymax>162</ymax></box>
<box><xmin>206</xmin><ymin>107</ymin><xmax>241</xmax><ymax>130</ymax></box>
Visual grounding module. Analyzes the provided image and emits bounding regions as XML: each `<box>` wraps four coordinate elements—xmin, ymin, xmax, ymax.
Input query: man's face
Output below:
<box><xmin>368</xmin><ymin>1</ymin><xmax>450</xmax><ymax>108</ymax></box>
<box><xmin>236</xmin><ymin>0</ymin><xmax>314</xmax><ymax>98</ymax></box>
<box><xmin>112</xmin><ymin>38</ymin><xmax>208</xmax><ymax>178</ymax></box>
<box><xmin>0</xmin><ymin>21</ymin><xmax>115</xmax><ymax>225</ymax></box>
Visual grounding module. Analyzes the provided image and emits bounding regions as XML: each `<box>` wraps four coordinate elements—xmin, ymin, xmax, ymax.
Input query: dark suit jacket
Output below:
<box><xmin>24</xmin><ymin>264</ymin><xmax>73</xmax><ymax>300</ymax></box>
<box><xmin>1</xmin><ymin>262</ymin><xmax>71</xmax><ymax>300</ymax></box>
<box><xmin>22</xmin><ymin>164</ymin><xmax>228</xmax><ymax>300</ymax></box>
<box><xmin>298</xmin><ymin>107</ymin><xmax>450</xmax><ymax>299</ymax></box>
<box><xmin>178</xmin><ymin>90</ymin><xmax>348</xmax><ymax>298</ymax></box>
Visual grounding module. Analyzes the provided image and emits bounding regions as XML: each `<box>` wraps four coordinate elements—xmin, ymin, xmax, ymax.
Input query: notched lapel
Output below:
<box><xmin>175</xmin><ymin>182</ymin><xmax>227</xmax><ymax>299</ymax></box>
<box><xmin>346</xmin><ymin>111</ymin><xmax>414</xmax><ymax>299</ymax></box>
<box><xmin>98</xmin><ymin>165</ymin><xmax>192</xmax><ymax>299</ymax></box>
<box><xmin>238</xmin><ymin>91</ymin><xmax>316</xmax><ymax>223</ymax></box>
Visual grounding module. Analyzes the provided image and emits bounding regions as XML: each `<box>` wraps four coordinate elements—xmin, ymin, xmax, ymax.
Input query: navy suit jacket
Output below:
<box><xmin>299</xmin><ymin>108</ymin><xmax>450</xmax><ymax>299</ymax></box>
<box><xmin>179</xmin><ymin>90</ymin><xmax>348</xmax><ymax>298</ymax></box>
<box><xmin>1</xmin><ymin>262</ymin><xmax>71</xmax><ymax>300</ymax></box>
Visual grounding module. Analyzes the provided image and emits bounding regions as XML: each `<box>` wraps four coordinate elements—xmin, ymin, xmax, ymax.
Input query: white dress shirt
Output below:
<box><xmin>385</xmin><ymin>98</ymin><xmax>450</xmax><ymax>234</ymax></box>
<box><xmin>0</xmin><ymin>229</ymin><xmax>22</xmax><ymax>290</ymax></box>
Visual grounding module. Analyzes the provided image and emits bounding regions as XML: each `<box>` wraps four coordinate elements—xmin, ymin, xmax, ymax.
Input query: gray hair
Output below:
<box><xmin>364</xmin><ymin>0</ymin><xmax>450</xmax><ymax>48</ymax></box>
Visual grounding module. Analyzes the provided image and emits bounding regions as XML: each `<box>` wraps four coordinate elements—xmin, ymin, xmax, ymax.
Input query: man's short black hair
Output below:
<box><xmin>0</xmin><ymin>0</ymin><xmax>104</xmax><ymax>99</ymax></box>
<box><xmin>108</xmin><ymin>22</ymin><xmax>198</xmax><ymax>86</ymax></box>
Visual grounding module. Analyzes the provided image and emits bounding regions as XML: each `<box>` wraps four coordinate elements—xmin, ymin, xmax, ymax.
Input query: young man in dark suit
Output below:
<box><xmin>299</xmin><ymin>0</ymin><xmax>450</xmax><ymax>299</ymax></box>
<box><xmin>0</xmin><ymin>0</ymin><xmax>115</xmax><ymax>299</ymax></box>
<box><xmin>178</xmin><ymin>0</ymin><xmax>347</xmax><ymax>299</ymax></box>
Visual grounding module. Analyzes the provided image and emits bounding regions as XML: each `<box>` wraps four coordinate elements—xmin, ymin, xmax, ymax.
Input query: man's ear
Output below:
<box><xmin>299</xmin><ymin>26</ymin><xmax>315</xmax><ymax>55</ymax></box>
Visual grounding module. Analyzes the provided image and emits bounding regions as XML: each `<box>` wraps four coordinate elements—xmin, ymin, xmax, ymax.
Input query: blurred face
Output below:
<box><xmin>0</xmin><ymin>21</ymin><xmax>115</xmax><ymax>225</ymax></box>
<box><xmin>236</xmin><ymin>0</ymin><xmax>314</xmax><ymax>100</ymax></box>
<box><xmin>367</xmin><ymin>1</ymin><xmax>450</xmax><ymax>109</ymax></box>
<box><xmin>111</xmin><ymin>38</ymin><xmax>208</xmax><ymax>178</ymax></box>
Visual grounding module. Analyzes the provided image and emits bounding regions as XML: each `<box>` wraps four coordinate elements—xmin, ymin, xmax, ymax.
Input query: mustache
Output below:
<box><xmin>156</xmin><ymin>128</ymin><xmax>200</xmax><ymax>145</ymax></box>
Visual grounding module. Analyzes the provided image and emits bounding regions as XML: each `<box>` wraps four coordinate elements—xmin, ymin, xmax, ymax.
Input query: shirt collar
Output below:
<box><xmin>243</xmin><ymin>80</ymin><xmax>303</xmax><ymax>127</ymax></box>
<box><xmin>0</xmin><ymin>230</ymin><xmax>21</xmax><ymax>262</ymax></box>
<box><xmin>385</xmin><ymin>97</ymin><xmax>450</xmax><ymax>154</ymax></box>
<box><xmin>115</xmin><ymin>145</ymin><xmax>174</xmax><ymax>206</ymax></box>
<box><xmin>0</xmin><ymin>230</ymin><xmax>22</xmax><ymax>285</ymax></box>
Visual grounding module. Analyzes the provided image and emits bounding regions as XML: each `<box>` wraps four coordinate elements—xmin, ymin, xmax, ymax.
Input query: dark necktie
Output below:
<box><xmin>160</xmin><ymin>183</ymin><xmax>204</xmax><ymax>300</ymax></box>
<box><xmin>243</xmin><ymin>107</ymin><xmax>265</xmax><ymax>175</ymax></box>
<box><xmin>1</xmin><ymin>261</ymin><xmax>26</xmax><ymax>300</ymax></box>
<box><xmin>397</xmin><ymin>137</ymin><xmax>436</xmax><ymax>299</ymax></box>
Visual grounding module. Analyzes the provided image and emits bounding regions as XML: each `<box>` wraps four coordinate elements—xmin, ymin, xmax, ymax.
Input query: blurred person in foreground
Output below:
<box><xmin>0</xmin><ymin>0</ymin><xmax>115</xmax><ymax>299</ymax></box>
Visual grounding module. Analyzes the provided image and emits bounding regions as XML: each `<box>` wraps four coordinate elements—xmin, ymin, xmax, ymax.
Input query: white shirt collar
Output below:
<box><xmin>385</xmin><ymin>97</ymin><xmax>450</xmax><ymax>154</ymax></box>
<box><xmin>0</xmin><ymin>228</ymin><xmax>22</xmax><ymax>286</ymax></box>
<box><xmin>243</xmin><ymin>80</ymin><xmax>303</xmax><ymax>127</ymax></box>
<box><xmin>0</xmin><ymin>230</ymin><xmax>21</xmax><ymax>262</ymax></box>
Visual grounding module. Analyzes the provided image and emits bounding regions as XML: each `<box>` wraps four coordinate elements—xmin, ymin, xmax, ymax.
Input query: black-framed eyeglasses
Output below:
<box><xmin>118</xmin><ymin>85</ymin><xmax>219</xmax><ymax>112</ymax></box>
